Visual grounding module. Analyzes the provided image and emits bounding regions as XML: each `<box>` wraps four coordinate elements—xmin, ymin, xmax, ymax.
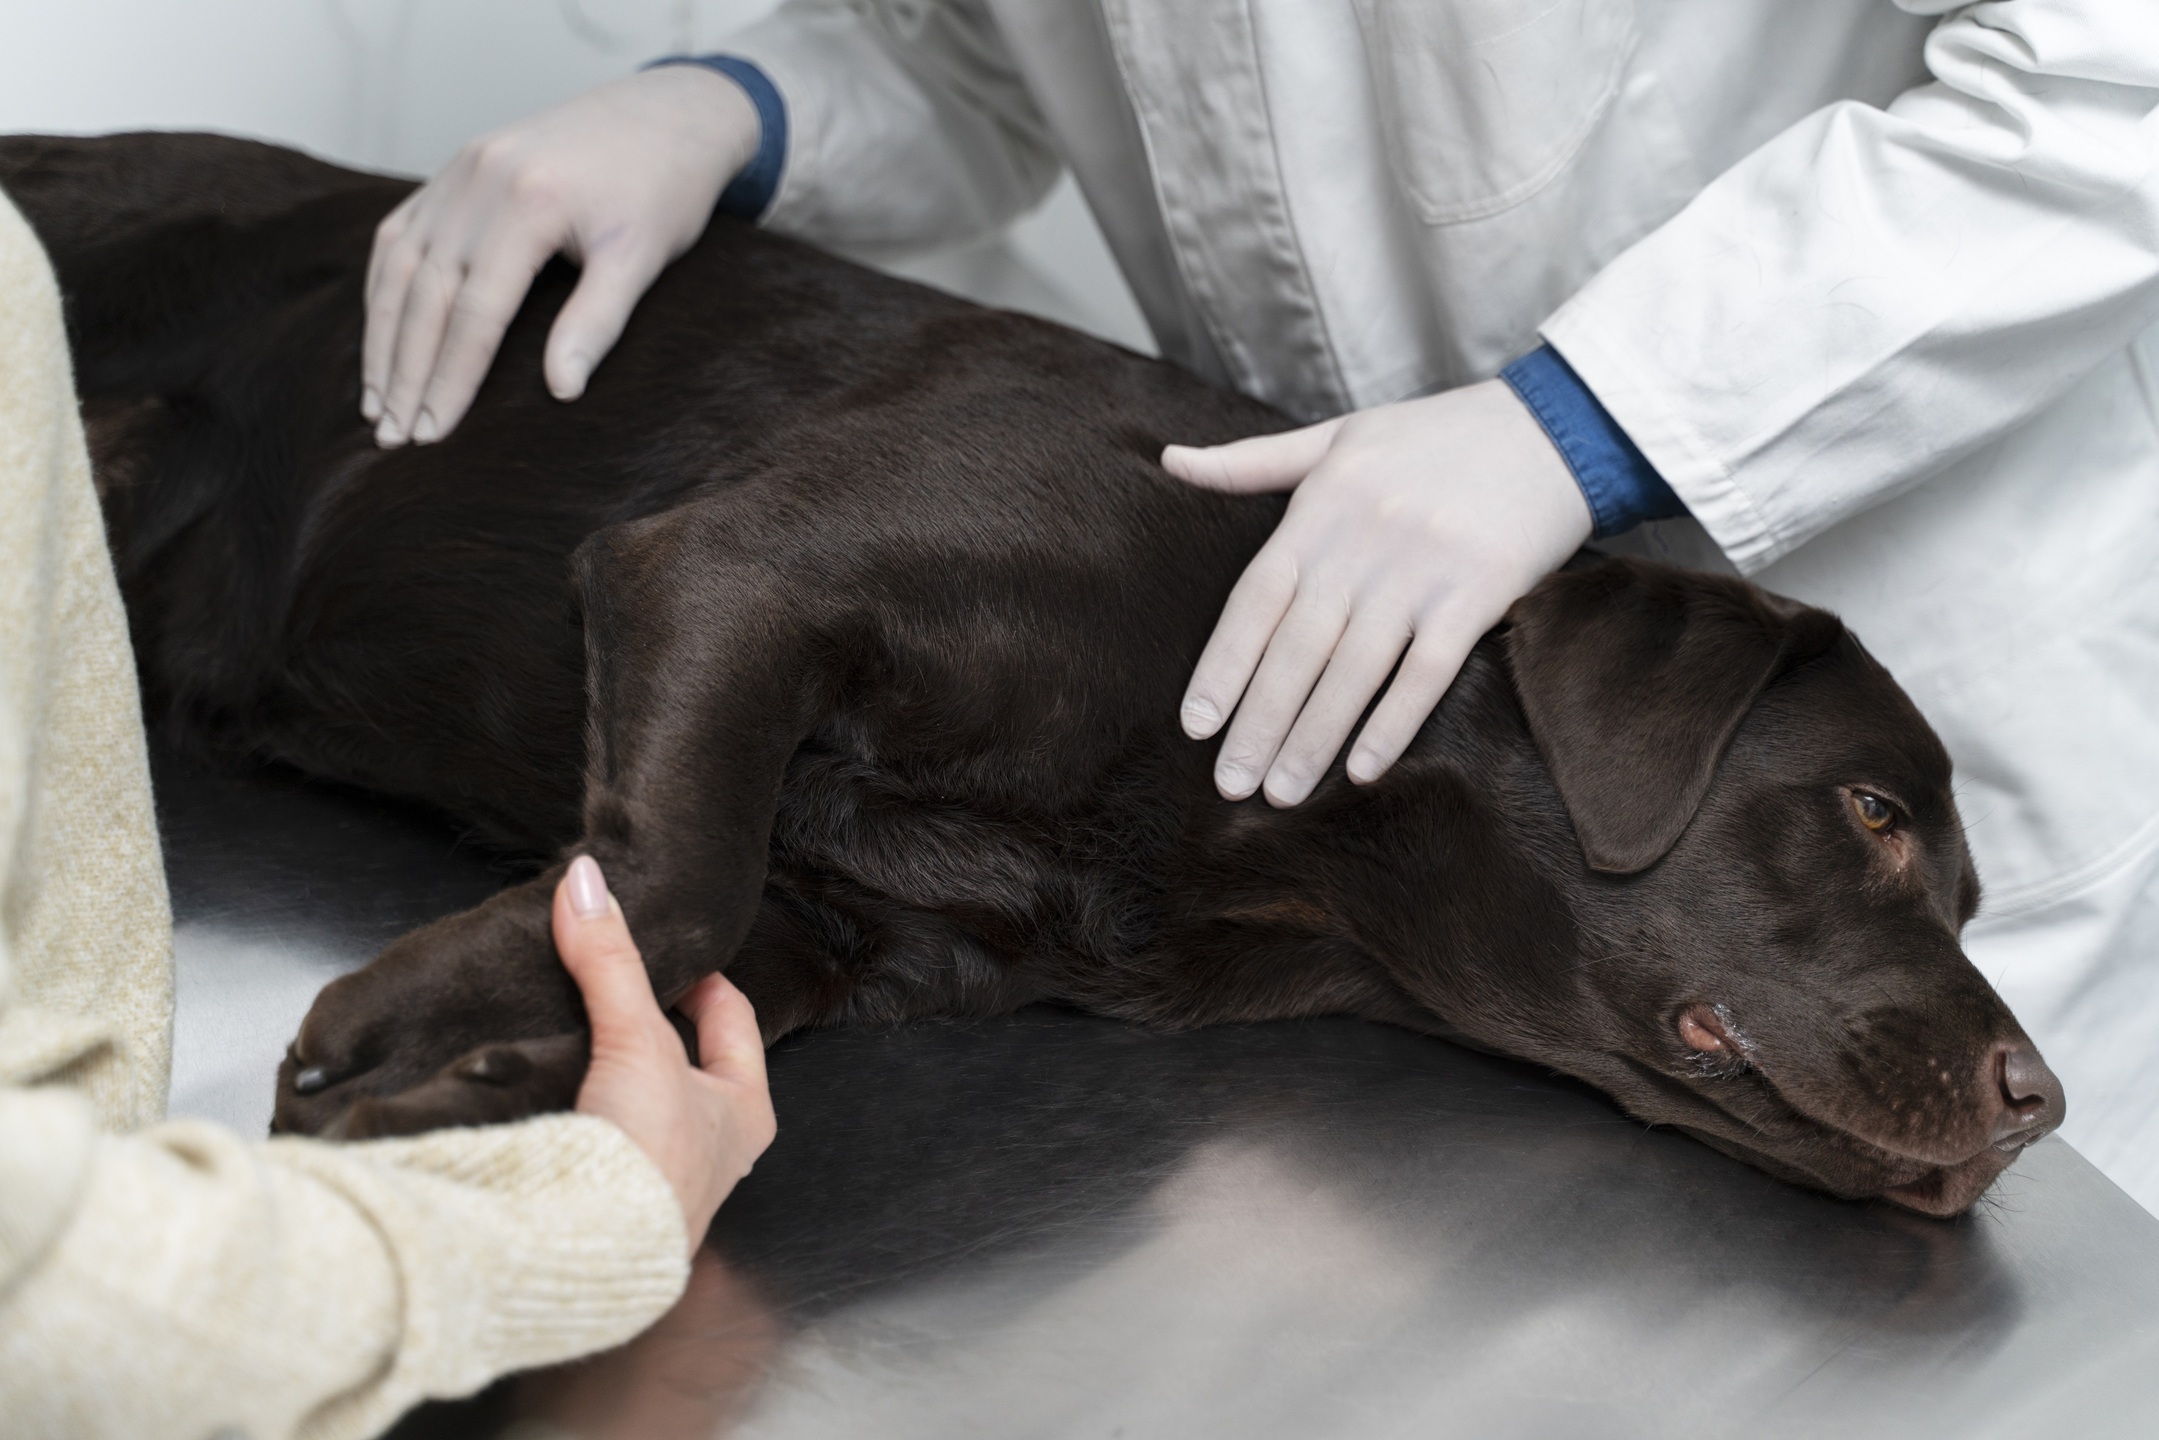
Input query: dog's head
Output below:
<box><xmin>1396</xmin><ymin>558</ymin><xmax>2059</xmax><ymax>1216</ymax></box>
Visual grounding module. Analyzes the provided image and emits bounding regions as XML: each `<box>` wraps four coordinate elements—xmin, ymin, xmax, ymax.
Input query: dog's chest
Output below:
<box><xmin>763</xmin><ymin>746</ymin><xmax>1173</xmax><ymax>976</ymax></box>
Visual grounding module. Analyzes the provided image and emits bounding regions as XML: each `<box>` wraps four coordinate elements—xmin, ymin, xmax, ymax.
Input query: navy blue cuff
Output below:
<box><xmin>1501</xmin><ymin>343</ymin><xmax>1686</xmax><ymax>539</ymax></box>
<box><xmin>644</xmin><ymin>54</ymin><xmax>787</xmax><ymax>221</ymax></box>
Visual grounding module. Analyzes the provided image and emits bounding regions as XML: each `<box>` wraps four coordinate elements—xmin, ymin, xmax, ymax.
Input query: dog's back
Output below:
<box><xmin>1</xmin><ymin>132</ymin><xmax>1286</xmax><ymax>852</ymax></box>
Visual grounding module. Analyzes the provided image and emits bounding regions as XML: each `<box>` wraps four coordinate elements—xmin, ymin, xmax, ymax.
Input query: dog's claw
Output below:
<box><xmin>293</xmin><ymin>1066</ymin><xmax>330</xmax><ymax>1095</ymax></box>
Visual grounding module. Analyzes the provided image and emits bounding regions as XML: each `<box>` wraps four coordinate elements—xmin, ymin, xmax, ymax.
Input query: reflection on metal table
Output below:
<box><xmin>155</xmin><ymin>749</ymin><xmax>2159</xmax><ymax>1440</ymax></box>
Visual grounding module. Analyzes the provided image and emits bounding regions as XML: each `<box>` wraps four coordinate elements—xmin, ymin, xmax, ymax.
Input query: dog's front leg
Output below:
<box><xmin>569</xmin><ymin>495</ymin><xmax>845</xmax><ymax>1015</ymax></box>
<box><xmin>275</xmin><ymin>491</ymin><xmax>840</xmax><ymax>1136</ymax></box>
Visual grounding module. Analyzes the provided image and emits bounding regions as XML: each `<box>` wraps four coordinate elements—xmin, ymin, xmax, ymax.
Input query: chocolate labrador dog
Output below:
<box><xmin>1</xmin><ymin>132</ymin><xmax>2063</xmax><ymax>1217</ymax></box>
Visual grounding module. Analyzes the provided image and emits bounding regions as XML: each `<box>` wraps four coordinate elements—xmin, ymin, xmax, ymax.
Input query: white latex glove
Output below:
<box><xmin>363</xmin><ymin>64</ymin><xmax>760</xmax><ymax>448</ymax></box>
<box><xmin>1166</xmin><ymin>379</ymin><xmax>1592</xmax><ymax>807</ymax></box>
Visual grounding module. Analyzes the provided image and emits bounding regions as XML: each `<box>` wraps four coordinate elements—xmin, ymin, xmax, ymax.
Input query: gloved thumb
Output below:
<box><xmin>545</xmin><ymin>239</ymin><xmax>670</xmax><ymax>402</ymax></box>
<box><xmin>1161</xmin><ymin>416</ymin><xmax>1345</xmax><ymax>494</ymax></box>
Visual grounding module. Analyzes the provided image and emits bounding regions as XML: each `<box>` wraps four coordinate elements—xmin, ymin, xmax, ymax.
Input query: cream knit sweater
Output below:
<box><xmin>0</xmin><ymin>192</ymin><xmax>689</xmax><ymax>1439</ymax></box>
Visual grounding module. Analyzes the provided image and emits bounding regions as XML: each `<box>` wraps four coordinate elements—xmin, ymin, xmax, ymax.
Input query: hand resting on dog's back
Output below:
<box><xmin>0</xmin><ymin>131</ymin><xmax>2063</xmax><ymax>1218</ymax></box>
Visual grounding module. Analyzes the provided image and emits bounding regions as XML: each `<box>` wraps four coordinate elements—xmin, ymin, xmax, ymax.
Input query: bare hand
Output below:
<box><xmin>556</xmin><ymin>856</ymin><xmax>776</xmax><ymax>1249</ymax></box>
<box><xmin>364</xmin><ymin>64</ymin><xmax>760</xmax><ymax>448</ymax></box>
<box><xmin>1166</xmin><ymin>379</ymin><xmax>1591</xmax><ymax>807</ymax></box>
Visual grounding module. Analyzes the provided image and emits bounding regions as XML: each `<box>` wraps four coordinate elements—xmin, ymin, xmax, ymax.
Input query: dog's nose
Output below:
<box><xmin>1989</xmin><ymin>1041</ymin><xmax>2064</xmax><ymax>1147</ymax></box>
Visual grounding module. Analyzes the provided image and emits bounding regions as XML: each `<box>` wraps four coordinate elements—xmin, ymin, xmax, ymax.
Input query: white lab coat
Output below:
<box><xmin>723</xmin><ymin>0</ymin><xmax>2159</xmax><ymax>1214</ymax></box>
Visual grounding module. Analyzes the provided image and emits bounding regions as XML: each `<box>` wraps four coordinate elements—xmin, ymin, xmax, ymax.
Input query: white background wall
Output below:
<box><xmin>0</xmin><ymin>0</ymin><xmax>1152</xmax><ymax>350</ymax></box>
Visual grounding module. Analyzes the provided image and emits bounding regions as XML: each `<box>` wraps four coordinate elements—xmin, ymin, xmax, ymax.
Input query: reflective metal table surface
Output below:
<box><xmin>155</xmin><ymin>749</ymin><xmax>2159</xmax><ymax>1440</ymax></box>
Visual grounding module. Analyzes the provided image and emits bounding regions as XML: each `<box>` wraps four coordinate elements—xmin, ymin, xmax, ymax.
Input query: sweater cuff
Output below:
<box><xmin>329</xmin><ymin>1112</ymin><xmax>689</xmax><ymax>1365</ymax></box>
<box><xmin>272</xmin><ymin>1111</ymin><xmax>690</xmax><ymax>1433</ymax></box>
<box><xmin>644</xmin><ymin>55</ymin><xmax>787</xmax><ymax>220</ymax></box>
<box><xmin>1501</xmin><ymin>343</ymin><xmax>1688</xmax><ymax>539</ymax></box>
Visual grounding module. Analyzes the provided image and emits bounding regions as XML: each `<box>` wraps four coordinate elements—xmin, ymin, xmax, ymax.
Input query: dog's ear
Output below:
<box><xmin>1503</xmin><ymin>557</ymin><xmax>1842</xmax><ymax>875</ymax></box>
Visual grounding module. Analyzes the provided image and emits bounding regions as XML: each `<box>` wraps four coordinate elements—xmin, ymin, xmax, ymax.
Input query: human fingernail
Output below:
<box><xmin>1181</xmin><ymin>698</ymin><xmax>1220</xmax><ymax>737</ymax></box>
<box><xmin>567</xmin><ymin>855</ymin><xmax>609</xmax><ymax>919</ymax></box>
<box><xmin>1346</xmin><ymin>752</ymin><xmax>1381</xmax><ymax>784</ymax></box>
<box><xmin>361</xmin><ymin>386</ymin><xmax>382</xmax><ymax>421</ymax></box>
<box><xmin>411</xmin><ymin>408</ymin><xmax>440</xmax><ymax>444</ymax></box>
<box><xmin>1216</xmin><ymin>763</ymin><xmax>1255</xmax><ymax>799</ymax></box>
<box><xmin>1263</xmin><ymin>769</ymin><xmax>1310</xmax><ymax>807</ymax></box>
<box><xmin>374</xmin><ymin>415</ymin><xmax>405</xmax><ymax>448</ymax></box>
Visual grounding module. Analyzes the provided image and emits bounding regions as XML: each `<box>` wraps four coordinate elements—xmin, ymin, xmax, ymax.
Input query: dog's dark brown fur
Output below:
<box><xmin>1</xmin><ymin>132</ymin><xmax>2062</xmax><ymax>1216</ymax></box>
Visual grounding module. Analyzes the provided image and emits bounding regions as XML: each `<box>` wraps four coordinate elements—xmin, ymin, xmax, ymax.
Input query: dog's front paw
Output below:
<box><xmin>272</xmin><ymin>875</ymin><xmax>580</xmax><ymax>1135</ymax></box>
<box><xmin>321</xmin><ymin>1032</ymin><xmax>590</xmax><ymax>1140</ymax></box>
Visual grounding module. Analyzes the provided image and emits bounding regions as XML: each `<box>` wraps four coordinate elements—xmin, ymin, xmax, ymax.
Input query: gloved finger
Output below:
<box><xmin>1161</xmin><ymin>416</ymin><xmax>1344</xmax><ymax>494</ymax></box>
<box><xmin>1180</xmin><ymin>536</ymin><xmax>1300</xmax><ymax>740</ymax></box>
<box><xmin>362</xmin><ymin>202</ymin><xmax>423</xmax><ymax>423</ymax></box>
<box><xmin>1261</xmin><ymin>610</ymin><xmax>1411</xmax><ymax>806</ymax></box>
<box><xmin>377</xmin><ymin>256</ymin><xmax>462</xmax><ymax>447</ymax></box>
<box><xmin>411</xmin><ymin>225</ymin><xmax>559</xmax><ymax>443</ymax></box>
<box><xmin>1345</xmin><ymin>621</ymin><xmax>1482</xmax><ymax>783</ymax></box>
<box><xmin>551</xmin><ymin>856</ymin><xmax>669</xmax><ymax>1055</ymax></box>
<box><xmin>1212</xmin><ymin>586</ymin><xmax>1351</xmax><ymax>802</ymax></box>
<box><xmin>543</xmin><ymin>238</ymin><xmax>669</xmax><ymax>402</ymax></box>
<box><xmin>678</xmin><ymin>971</ymin><xmax>769</xmax><ymax>1089</ymax></box>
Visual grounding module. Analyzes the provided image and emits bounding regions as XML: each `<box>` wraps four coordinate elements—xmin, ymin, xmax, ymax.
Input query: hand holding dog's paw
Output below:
<box><xmin>559</xmin><ymin>856</ymin><xmax>777</xmax><ymax>1249</ymax></box>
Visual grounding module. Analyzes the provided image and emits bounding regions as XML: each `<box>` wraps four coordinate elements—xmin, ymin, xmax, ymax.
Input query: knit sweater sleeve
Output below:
<box><xmin>0</xmin><ymin>1082</ymin><xmax>688</xmax><ymax>1440</ymax></box>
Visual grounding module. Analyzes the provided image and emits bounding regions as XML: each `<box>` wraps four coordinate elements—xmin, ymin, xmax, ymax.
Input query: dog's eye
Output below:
<box><xmin>1851</xmin><ymin>790</ymin><xmax>1896</xmax><ymax>832</ymax></box>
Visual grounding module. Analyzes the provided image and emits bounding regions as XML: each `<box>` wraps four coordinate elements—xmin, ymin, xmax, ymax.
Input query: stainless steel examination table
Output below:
<box><xmin>156</xmin><ymin>748</ymin><xmax>2159</xmax><ymax>1440</ymax></box>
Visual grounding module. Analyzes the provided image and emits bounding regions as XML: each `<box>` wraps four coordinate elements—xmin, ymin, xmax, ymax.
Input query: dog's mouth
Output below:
<box><xmin>1645</xmin><ymin>1002</ymin><xmax>2063</xmax><ymax>1217</ymax></box>
<box><xmin>1600</xmin><ymin>1043</ymin><xmax>2054</xmax><ymax>1218</ymax></box>
<box><xmin>1876</xmin><ymin>1125</ymin><xmax>2053</xmax><ymax>1217</ymax></box>
<box><xmin>1672</xmin><ymin>1112</ymin><xmax>2031</xmax><ymax>1218</ymax></box>
<box><xmin>1708</xmin><ymin>1081</ymin><xmax>2054</xmax><ymax>1217</ymax></box>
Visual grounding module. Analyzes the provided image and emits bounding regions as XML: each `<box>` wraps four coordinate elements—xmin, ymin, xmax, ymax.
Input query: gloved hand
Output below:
<box><xmin>363</xmin><ymin>64</ymin><xmax>760</xmax><ymax>448</ymax></box>
<box><xmin>1166</xmin><ymin>379</ymin><xmax>1591</xmax><ymax>807</ymax></box>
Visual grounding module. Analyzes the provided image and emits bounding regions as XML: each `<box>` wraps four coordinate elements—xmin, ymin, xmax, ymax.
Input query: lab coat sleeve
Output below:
<box><xmin>1540</xmin><ymin>0</ymin><xmax>2159</xmax><ymax>572</ymax></box>
<box><xmin>720</xmin><ymin>0</ymin><xmax>1064</xmax><ymax>254</ymax></box>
